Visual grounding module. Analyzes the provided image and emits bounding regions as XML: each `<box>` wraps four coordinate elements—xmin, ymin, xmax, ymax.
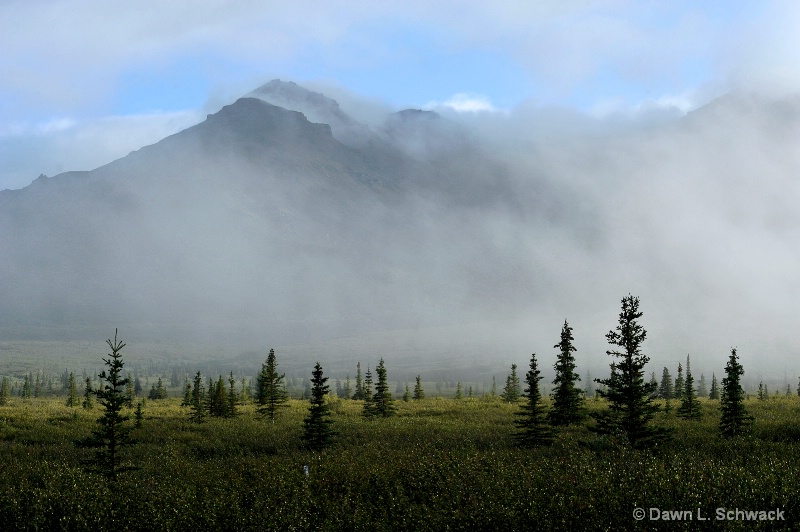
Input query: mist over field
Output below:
<box><xmin>1</xmin><ymin>78</ymin><xmax>799</xmax><ymax>383</ymax></box>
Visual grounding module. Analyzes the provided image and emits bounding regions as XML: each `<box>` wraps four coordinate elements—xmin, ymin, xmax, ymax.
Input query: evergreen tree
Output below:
<box><xmin>82</xmin><ymin>378</ymin><xmax>94</xmax><ymax>409</ymax></box>
<box><xmin>148</xmin><ymin>377</ymin><xmax>167</xmax><ymax>400</ymax></box>
<box><xmin>468</xmin><ymin>386</ymin><xmax>473</xmax><ymax>398</ymax></box>
<box><xmin>66</xmin><ymin>372</ymin><xmax>78</xmax><ymax>407</ymax></box>
<box><xmin>134</xmin><ymin>402</ymin><xmax>143</xmax><ymax>429</ymax></box>
<box><xmin>697</xmin><ymin>373</ymin><xmax>708</xmax><ymax>397</ymax></box>
<box><xmin>21</xmin><ymin>374</ymin><xmax>31</xmax><ymax>399</ymax></box>
<box><xmin>134</xmin><ymin>375</ymin><xmax>142</xmax><ymax>396</ymax></box>
<box><xmin>189</xmin><ymin>371</ymin><xmax>205</xmax><ymax>423</ymax></box>
<box><xmin>372</xmin><ymin>359</ymin><xmax>396</xmax><ymax>417</ymax></box>
<box><xmin>361</xmin><ymin>366</ymin><xmax>375</xmax><ymax>418</ymax></box>
<box><xmin>787</xmin><ymin>384</ymin><xmax>792</xmax><ymax>397</ymax></box>
<box><xmin>658</xmin><ymin>367</ymin><xmax>673</xmax><ymax>399</ymax></box>
<box><xmin>301</xmin><ymin>362</ymin><xmax>336</xmax><ymax>451</ymax></box>
<box><xmin>182</xmin><ymin>376</ymin><xmax>192</xmax><ymax>406</ymax></box>
<box><xmin>648</xmin><ymin>372</ymin><xmax>659</xmax><ymax>399</ymax></box>
<box><xmin>709</xmin><ymin>373</ymin><xmax>720</xmax><ymax>400</ymax></box>
<box><xmin>342</xmin><ymin>375</ymin><xmax>352</xmax><ymax>399</ymax></box>
<box><xmin>719</xmin><ymin>348</ymin><xmax>753</xmax><ymax>437</ymax></box>
<box><xmin>352</xmin><ymin>362</ymin><xmax>364</xmax><ymax>400</ymax></box>
<box><xmin>455</xmin><ymin>382</ymin><xmax>462</xmax><ymax>400</ymax></box>
<box><xmin>413</xmin><ymin>375</ymin><xmax>425</xmax><ymax>400</ymax></box>
<box><xmin>0</xmin><ymin>376</ymin><xmax>10</xmax><ymax>406</ymax></box>
<box><xmin>548</xmin><ymin>320</ymin><xmax>584</xmax><ymax>425</ymax></box>
<box><xmin>591</xmin><ymin>295</ymin><xmax>670</xmax><ymax>449</ymax></box>
<box><xmin>240</xmin><ymin>377</ymin><xmax>252</xmax><ymax>403</ymax></box>
<box><xmin>227</xmin><ymin>372</ymin><xmax>238</xmax><ymax>417</ymax></box>
<box><xmin>677</xmin><ymin>355</ymin><xmax>702</xmax><ymax>419</ymax></box>
<box><xmin>673</xmin><ymin>363</ymin><xmax>684</xmax><ymax>401</ymax></box>
<box><xmin>501</xmin><ymin>364</ymin><xmax>521</xmax><ymax>403</ymax></box>
<box><xmin>514</xmin><ymin>353</ymin><xmax>553</xmax><ymax>446</ymax></box>
<box><xmin>34</xmin><ymin>373</ymin><xmax>41</xmax><ymax>397</ymax></box>
<box><xmin>403</xmin><ymin>384</ymin><xmax>410</xmax><ymax>402</ymax></box>
<box><xmin>76</xmin><ymin>330</ymin><xmax>136</xmax><ymax>479</ymax></box>
<box><xmin>757</xmin><ymin>381</ymin><xmax>765</xmax><ymax>401</ymax></box>
<box><xmin>257</xmin><ymin>349</ymin><xmax>288</xmax><ymax>422</ymax></box>
<box><xmin>797</xmin><ymin>376</ymin><xmax>800</xmax><ymax>398</ymax></box>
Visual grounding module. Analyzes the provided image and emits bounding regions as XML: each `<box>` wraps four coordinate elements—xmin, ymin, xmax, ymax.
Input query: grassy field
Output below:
<box><xmin>0</xmin><ymin>394</ymin><xmax>798</xmax><ymax>530</ymax></box>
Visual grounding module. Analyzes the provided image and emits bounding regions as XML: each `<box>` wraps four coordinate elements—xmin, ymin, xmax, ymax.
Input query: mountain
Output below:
<box><xmin>0</xmin><ymin>87</ymin><xmax>533</xmax><ymax>345</ymax></box>
<box><xmin>3</xmin><ymin>84</ymin><xmax>800</xmax><ymax>374</ymax></box>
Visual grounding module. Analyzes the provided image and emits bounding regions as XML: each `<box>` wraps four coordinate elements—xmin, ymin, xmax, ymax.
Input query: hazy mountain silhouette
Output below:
<box><xmin>0</xmin><ymin>87</ymin><xmax>527</xmax><ymax>344</ymax></box>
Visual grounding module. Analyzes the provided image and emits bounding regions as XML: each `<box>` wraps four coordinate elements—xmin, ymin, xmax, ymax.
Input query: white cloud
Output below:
<box><xmin>427</xmin><ymin>93</ymin><xmax>503</xmax><ymax>113</ymax></box>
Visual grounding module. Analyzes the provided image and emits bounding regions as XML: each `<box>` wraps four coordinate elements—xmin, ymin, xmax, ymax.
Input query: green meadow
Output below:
<box><xmin>0</xmin><ymin>394</ymin><xmax>798</xmax><ymax>530</ymax></box>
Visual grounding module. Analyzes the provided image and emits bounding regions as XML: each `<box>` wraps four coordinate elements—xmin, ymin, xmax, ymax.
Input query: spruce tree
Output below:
<box><xmin>677</xmin><ymin>355</ymin><xmax>701</xmax><ymax>419</ymax></box>
<box><xmin>227</xmin><ymin>372</ymin><xmax>238</xmax><ymax>417</ymax></box>
<box><xmin>403</xmin><ymin>384</ymin><xmax>410</xmax><ymax>402</ymax></box>
<box><xmin>301</xmin><ymin>362</ymin><xmax>336</xmax><ymax>451</ymax></box>
<box><xmin>66</xmin><ymin>372</ymin><xmax>78</xmax><ymax>407</ymax></box>
<box><xmin>189</xmin><ymin>371</ymin><xmax>205</xmax><ymax>423</ymax></box>
<box><xmin>361</xmin><ymin>366</ymin><xmax>375</xmax><ymax>418</ymax></box>
<box><xmin>372</xmin><ymin>359</ymin><xmax>396</xmax><ymax>417</ymax></box>
<box><xmin>413</xmin><ymin>375</ymin><xmax>425</xmax><ymax>400</ymax></box>
<box><xmin>709</xmin><ymin>373</ymin><xmax>720</xmax><ymax>400</ymax></box>
<box><xmin>697</xmin><ymin>373</ymin><xmax>708</xmax><ymax>397</ymax></box>
<box><xmin>257</xmin><ymin>349</ymin><xmax>288</xmax><ymax>422</ymax></box>
<box><xmin>455</xmin><ymin>382</ymin><xmax>462</xmax><ymax>400</ymax></box>
<box><xmin>21</xmin><ymin>374</ymin><xmax>31</xmax><ymax>399</ymax></box>
<box><xmin>352</xmin><ymin>362</ymin><xmax>364</xmax><ymax>400</ymax></box>
<box><xmin>673</xmin><ymin>363</ymin><xmax>684</xmax><ymax>401</ymax></box>
<box><xmin>82</xmin><ymin>378</ymin><xmax>94</xmax><ymax>409</ymax></box>
<box><xmin>501</xmin><ymin>364</ymin><xmax>521</xmax><ymax>403</ymax></box>
<box><xmin>342</xmin><ymin>375</ymin><xmax>352</xmax><ymax>399</ymax></box>
<box><xmin>757</xmin><ymin>381</ymin><xmax>765</xmax><ymax>401</ymax></box>
<box><xmin>514</xmin><ymin>353</ymin><xmax>553</xmax><ymax>446</ymax></box>
<box><xmin>658</xmin><ymin>367</ymin><xmax>673</xmax><ymax>399</ymax></box>
<box><xmin>548</xmin><ymin>320</ymin><xmax>584</xmax><ymax>425</ymax></box>
<box><xmin>719</xmin><ymin>348</ymin><xmax>753</xmax><ymax>437</ymax></box>
<box><xmin>591</xmin><ymin>295</ymin><xmax>669</xmax><ymax>449</ymax></box>
<box><xmin>648</xmin><ymin>372</ymin><xmax>659</xmax><ymax>399</ymax></box>
<box><xmin>0</xmin><ymin>376</ymin><xmax>10</xmax><ymax>405</ymax></box>
<box><xmin>76</xmin><ymin>330</ymin><xmax>136</xmax><ymax>479</ymax></box>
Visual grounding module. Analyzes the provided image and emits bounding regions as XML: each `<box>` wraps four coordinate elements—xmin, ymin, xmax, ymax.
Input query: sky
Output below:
<box><xmin>2</xmin><ymin>0</ymin><xmax>799</xmax><ymax>191</ymax></box>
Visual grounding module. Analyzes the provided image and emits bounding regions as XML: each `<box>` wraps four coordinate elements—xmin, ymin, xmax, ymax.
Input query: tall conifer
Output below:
<box><xmin>719</xmin><ymin>348</ymin><xmax>753</xmax><ymax>437</ymax></box>
<box><xmin>301</xmin><ymin>363</ymin><xmax>336</xmax><ymax>451</ymax></box>
<box><xmin>514</xmin><ymin>353</ymin><xmax>553</xmax><ymax>446</ymax></box>
<box><xmin>591</xmin><ymin>295</ymin><xmax>670</xmax><ymax>449</ymax></box>
<box><xmin>549</xmin><ymin>320</ymin><xmax>584</xmax><ymax>425</ymax></box>
<box><xmin>257</xmin><ymin>349</ymin><xmax>288</xmax><ymax>422</ymax></box>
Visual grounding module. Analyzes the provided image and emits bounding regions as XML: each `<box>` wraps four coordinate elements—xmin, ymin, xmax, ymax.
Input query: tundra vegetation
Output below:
<box><xmin>1</xmin><ymin>302</ymin><xmax>799</xmax><ymax>528</ymax></box>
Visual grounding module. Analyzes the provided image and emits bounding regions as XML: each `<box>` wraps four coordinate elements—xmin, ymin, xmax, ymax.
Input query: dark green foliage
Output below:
<box><xmin>361</xmin><ymin>367</ymin><xmax>375</xmax><ymax>418</ymax></box>
<box><xmin>21</xmin><ymin>374</ymin><xmax>31</xmax><ymax>399</ymax></box>
<box><xmin>413</xmin><ymin>375</ymin><xmax>425</xmax><ymax>400</ymax></box>
<box><xmin>134</xmin><ymin>402</ymin><xmax>143</xmax><ymax>428</ymax></box>
<box><xmin>501</xmin><ymin>364</ymin><xmax>520</xmax><ymax>403</ymax></box>
<box><xmin>758</xmin><ymin>381</ymin><xmax>766</xmax><ymax>401</ymax></box>
<box><xmin>720</xmin><ymin>348</ymin><xmax>753</xmax><ymax>437</ymax></box>
<box><xmin>455</xmin><ymin>382</ymin><xmax>462</xmax><ymax>400</ymax></box>
<box><xmin>372</xmin><ymin>359</ymin><xmax>396</xmax><ymax>418</ymax></box>
<box><xmin>403</xmin><ymin>384</ymin><xmax>410</xmax><ymax>402</ymax></box>
<box><xmin>148</xmin><ymin>377</ymin><xmax>167</xmax><ymax>400</ymax></box>
<box><xmin>189</xmin><ymin>372</ymin><xmax>205</xmax><ymax>423</ymax></box>
<box><xmin>206</xmin><ymin>375</ymin><xmax>231</xmax><ymax>418</ymax></box>
<box><xmin>673</xmin><ymin>363</ymin><xmax>684</xmax><ymax>401</ymax></box>
<box><xmin>676</xmin><ymin>355</ymin><xmax>701</xmax><ymax>419</ymax></box>
<box><xmin>134</xmin><ymin>376</ymin><xmax>142</xmax><ymax>396</ymax></box>
<box><xmin>709</xmin><ymin>373</ymin><xmax>720</xmax><ymax>400</ymax></box>
<box><xmin>301</xmin><ymin>362</ymin><xmax>336</xmax><ymax>451</ymax></box>
<box><xmin>591</xmin><ymin>295</ymin><xmax>670</xmax><ymax>449</ymax></box>
<box><xmin>514</xmin><ymin>353</ymin><xmax>552</xmax><ymax>446</ymax></box>
<box><xmin>33</xmin><ymin>373</ymin><xmax>41</xmax><ymax>397</ymax></box>
<box><xmin>227</xmin><ymin>373</ymin><xmax>238</xmax><ymax>417</ymax></box>
<box><xmin>257</xmin><ymin>349</ymin><xmax>288</xmax><ymax>422</ymax></box>
<box><xmin>82</xmin><ymin>378</ymin><xmax>94</xmax><ymax>409</ymax></box>
<box><xmin>65</xmin><ymin>373</ymin><xmax>78</xmax><ymax>407</ymax></box>
<box><xmin>0</xmin><ymin>377</ymin><xmax>9</xmax><ymax>405</ymax></box>
<box><xmin>352</xmin><ymin>362</ymin><xmax>364</xmax><ymax>400</ymax></box>
<box><xmin>76</xmin><ymin>330</ymin><xmax>137</xmax><ymax>479</ymax></box>
<box><xmin>548</xmin><ymin>320</ymin><xmax>585</xmax><ymax>425</ymax></box>
<box><xmin>182</xmin><ymin>376</ymin><xmax>192</xmax><ymax>406</ymax></box>
<box><xmin>658</xmin><ymin>367</ymin><xmax>673</xmax><ymax>399</ymax></box>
